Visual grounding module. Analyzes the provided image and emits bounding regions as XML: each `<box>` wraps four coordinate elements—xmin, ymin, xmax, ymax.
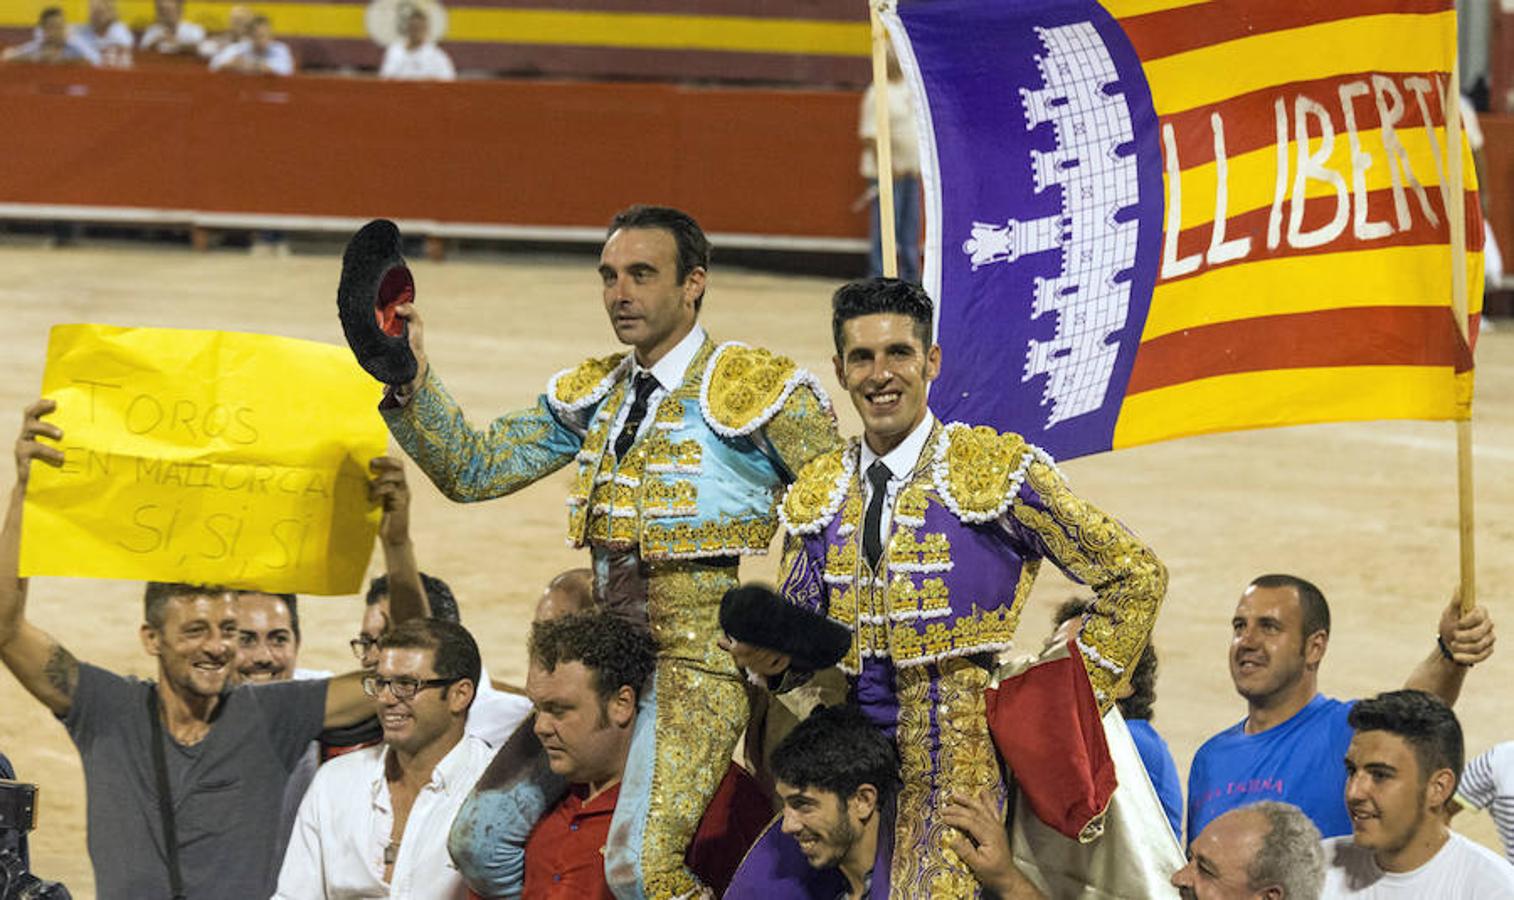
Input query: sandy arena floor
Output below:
<box><xmin>0</xmin><ymin>243</ymin><xmax>1510</xmax><ymax>895</ymax></box>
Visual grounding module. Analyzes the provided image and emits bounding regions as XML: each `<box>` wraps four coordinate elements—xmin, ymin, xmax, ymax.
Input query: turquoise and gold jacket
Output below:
<box><xmin>383</xmin><ymin>337</ymin><xmax>840</xmax><ymax>561</ymax></box>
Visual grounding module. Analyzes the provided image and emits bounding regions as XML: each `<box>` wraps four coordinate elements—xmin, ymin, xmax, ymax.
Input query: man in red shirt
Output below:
<box><xmin>516</xmin><ymin>609</ymin><xmax>770</xmax><ymax>898</ymax></box>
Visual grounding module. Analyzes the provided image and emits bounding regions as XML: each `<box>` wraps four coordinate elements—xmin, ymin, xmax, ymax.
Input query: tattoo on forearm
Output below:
<box><xmin>43</xmin><ymin>643</ymin><xmax>79</xmax><ymax>700</ymax></box>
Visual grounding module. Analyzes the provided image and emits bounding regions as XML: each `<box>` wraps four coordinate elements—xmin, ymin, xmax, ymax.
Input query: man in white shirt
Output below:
<box><xmin>139</xmin><ymin>0</ymin><xmax>206</xmax><ymax>55</ymax></box>
<box><xmin>3</xmin><ymin>8</ymin><xmax>98</xmax><ymax>66</ymax></box>
<box><xmin>208</xmin><ymin>14</ymin><xmax>293</xmax><ymax>76</ymax></box>
<box><xmin>1321</xmin><ymin>690</ymin><xmax>1514</xmax><ymax>898</ymax></box>
<box><xmin>379</xmin><ymin>8</ymin><xmax>455</xmax><ymax>81</ymax></box>
<box><xmin>71</xmin><ymin>0</ymin><xmax>132</xmax><ymax>67</ymax></box>
<box><xmin>276</xmin><ymin>618</ymin><xmax>491</xmax><ymax>899</ymax></box>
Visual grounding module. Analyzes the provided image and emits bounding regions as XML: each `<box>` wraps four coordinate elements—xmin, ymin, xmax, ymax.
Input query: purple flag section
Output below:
<box><xmin>888</xmin><ymin>0</ymin><xmax>1165</xmax><ymax>460</ymax></box>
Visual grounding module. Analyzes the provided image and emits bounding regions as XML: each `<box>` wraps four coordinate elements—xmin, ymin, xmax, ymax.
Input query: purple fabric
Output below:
<box><xmin>894</xmin><ymin>0</ymin><xmax>1163</xmax><ymax>460</ymax></box>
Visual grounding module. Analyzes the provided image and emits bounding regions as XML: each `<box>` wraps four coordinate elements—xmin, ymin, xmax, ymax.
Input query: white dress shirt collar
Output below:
<box><xmin>632</xmin><ymin>323</ymin><xmax>706</xmax><ymax>391</ymax></box>
<box><xmin>860</xmin><ymin>413</ymin><xmax>936</xmax><ymax>482</ymax></box>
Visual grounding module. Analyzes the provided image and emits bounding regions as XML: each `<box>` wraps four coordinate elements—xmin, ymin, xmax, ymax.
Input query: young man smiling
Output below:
<box><xmin>373</xmin><ymin>204</ymin><xmax>839</xmax><ymax>898</ymax></box>
<box><xmin>726</xmin><ymin>277</ymin><xmax>1166</xmax><ymax>897</ymax></box>
<box><xmin>1186</xmin><ymin>575</ymin><xmax>1495</xmax><ymax>843</ymax></box>
<box><xmin>275</xmin><ymin>619</ymin><xmax>492</xmax><ymax>899</ymax></box>
<box><xmin>1321</xmin><ymin>690</ymin><xmax>1514</xmax><ymax>897</ymax></box>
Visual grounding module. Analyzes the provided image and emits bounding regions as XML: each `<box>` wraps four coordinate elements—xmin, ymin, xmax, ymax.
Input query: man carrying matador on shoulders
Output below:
<box><xmin>334</xmin><ymin>206</ymin><xmax>841</xmax><ymax>898</ymax></box>
<box><xmin>722</xmin><ymin>277</ymin><xmax>1167</xmax><ymax>898</ymax></box>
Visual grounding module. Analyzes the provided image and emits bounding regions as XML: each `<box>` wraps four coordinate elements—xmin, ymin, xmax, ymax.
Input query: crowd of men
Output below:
<box><xmin>1</xmin><ymin>0</ymin><xmax>455</xmax><ymax>80</ymax></box>
<box><xmin>1</xmin><ymin>204</ymin><xmax>1512</xmax><ymax>899</ymax></box>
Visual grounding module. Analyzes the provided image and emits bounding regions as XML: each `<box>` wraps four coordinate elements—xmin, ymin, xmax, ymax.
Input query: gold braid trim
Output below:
<box><xmin>933</xmin><ymin>423</ymin><xmax>1048</xmax><ymax>524</ymax></box>
<box><xmin>778</xmin><ymin>443</ymin><xmax>855</xmax><ymax>536</ymax></box>
<box><xmin>546</xmin><ymin>352</ymin><xmax>629</xmax><ymax>414</ymax></box>
<box><xmin>700</xmin><ymin>342</ymin><xmax>828</xmax><ymax>437</ymax></box>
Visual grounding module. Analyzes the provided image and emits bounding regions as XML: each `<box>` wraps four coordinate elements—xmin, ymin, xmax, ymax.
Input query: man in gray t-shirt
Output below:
<box><xmin>0</xmin><ymin>400</ymin><xmax>375</xmax><ymax>899</ymax></box>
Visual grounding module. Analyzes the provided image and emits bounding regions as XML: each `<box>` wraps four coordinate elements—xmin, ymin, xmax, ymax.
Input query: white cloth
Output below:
<box><xmin>467</xmin><ymin>662</ymin><xmax>531</xmax><ymax>747</ymax></box>
<box><xmin>140</xmin><ymin>20</ymin><xmax>206</xmax><ymax>51</ymax></box>
<box><xmin>1459</xmin><ymin>741</ymin><xmax>1514</xmax><ymax>863</ymax></box>
<box><xmin>1321</xmin><ymin>832</ymin><xmax>1514</xmax><ymax>898</ymax></box>
<box><xmin>609</xmin><ymin>323</ymin><xmax>707</xmax><ymax>450</ymax></box>
<box><xmin>858</xmin><ymin>78</ymin><xmax>920</xmax><ymax>178</ymax></box>
<box><xmin>274</xmin><ymin>733</ymin><xmax>493</xmax><ymax>899</ymax></box>
<box><xmin>208</xmin><ymin>38</ymin><xmax>294</xmax><ymax>75</ymax></box>
<box><xmin>379</xmin><ymin>41</ymin><xmax>456</xmax><ymax>81</ymax></box>
<box><xmin>70</xmin><ymin>21</ymin><xmax>130</xmax><ymax>66</ymax></box>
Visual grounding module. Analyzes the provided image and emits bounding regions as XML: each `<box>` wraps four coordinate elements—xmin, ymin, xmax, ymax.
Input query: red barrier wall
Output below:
<box><xmin>0</xmin><ymin>66</ymin><xmax>869</xmax><ymax>242</ymax></box>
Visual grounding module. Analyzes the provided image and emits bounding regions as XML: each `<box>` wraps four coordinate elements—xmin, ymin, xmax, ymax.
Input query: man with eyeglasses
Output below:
<box><xmin>275</xmin><ymin>617</ymin><xmax>493</xmax><ymax>898</ymax></box>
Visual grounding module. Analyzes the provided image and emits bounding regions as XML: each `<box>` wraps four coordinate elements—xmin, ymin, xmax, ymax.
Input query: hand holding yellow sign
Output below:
<box><xmin>20</xmin><ymin>325</ymin><xmax>388</xmax><ymax>594</ymax></box>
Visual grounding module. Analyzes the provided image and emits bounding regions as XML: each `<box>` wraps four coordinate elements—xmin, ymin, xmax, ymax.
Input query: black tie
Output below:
<box><xmin>862</xmin><ymin>461</ymin><xmax>891</xmax><ymax>570</ymax></box>
<box><xmin>614</xmin><ymin>372</ymin><xmax>658</xmax><ymax>460</ymax></box>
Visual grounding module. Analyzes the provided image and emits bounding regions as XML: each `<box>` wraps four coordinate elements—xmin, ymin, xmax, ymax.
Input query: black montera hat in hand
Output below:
<box><xmin>337</xmin><ymin>219</ymin><xmax>418</xmax><ymax>385</ymax></box>
<box><xmin>719</xmin><ymin>584</ymin><xmax>852</xmax><ymax>671</ymax></box>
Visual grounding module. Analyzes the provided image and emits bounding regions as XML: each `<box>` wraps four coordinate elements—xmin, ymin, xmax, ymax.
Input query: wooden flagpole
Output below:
<box><xmin>1444</xmin><ymin>52</ymin><xmax>1476</xmax><ymax>615</ymax></box>
<box><xmin>870</xmin><ymin>2</ymin><xmax>898</xmax><ymax>278</ymax></box>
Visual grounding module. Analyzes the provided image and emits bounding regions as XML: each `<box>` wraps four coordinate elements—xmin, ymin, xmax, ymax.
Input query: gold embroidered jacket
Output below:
<box><xmin>383</xmin><ymin>338</ymin><xmax>840</xmax><ymax>561</ymax></box>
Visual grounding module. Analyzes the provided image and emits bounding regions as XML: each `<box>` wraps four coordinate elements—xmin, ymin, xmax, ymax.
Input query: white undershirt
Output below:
<box><xmin>1320</xmin><ymin>832</ymin><xmax>1514</xmax><ymax>897</ymax></box>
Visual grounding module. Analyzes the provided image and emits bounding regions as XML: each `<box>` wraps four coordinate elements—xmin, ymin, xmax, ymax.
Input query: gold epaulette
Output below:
<box><xmin>931</xmin><ymin>423</ymin><xmax>1055</xmax><ymax>524</ymax></box>
<box><xmin>546</xmin><ymin>352</ymin><xmax>630</xmax><ymax>415</ymax></box>
<box><xmin>700</xmin><ymin>342</ymin><xmax>827</xmax><ymax>437</ymax></box>
<box><xmin>777</xmin><ymin>441</ymin><xmax>856</xmax><ymax>535</ymax></box>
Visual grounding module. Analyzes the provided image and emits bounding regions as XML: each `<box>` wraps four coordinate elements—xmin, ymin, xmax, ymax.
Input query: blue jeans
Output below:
<box><xmin>869</xmin><ymin>174</ymin><xmax>921</xmax><ymax>283</ymax></box>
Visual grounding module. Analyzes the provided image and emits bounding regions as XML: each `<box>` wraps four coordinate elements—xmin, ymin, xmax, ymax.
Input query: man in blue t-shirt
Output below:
<box><xmin>1185</xmin><ymin>573</ymin><xmax>1495</xmax><ymax>845</ymax></box>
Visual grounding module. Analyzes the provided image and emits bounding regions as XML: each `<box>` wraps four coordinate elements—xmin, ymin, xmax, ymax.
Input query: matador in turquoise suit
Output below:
<box><xmin>376</xmin><ymin>206</ymin><xmax>839</xmax><ymax>898</ymax></box>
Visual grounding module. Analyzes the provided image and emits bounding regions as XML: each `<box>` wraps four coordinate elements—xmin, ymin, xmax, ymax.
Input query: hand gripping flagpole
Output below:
<box><xmin>1444</xmin><ymin>50</ymin><xmax>1476</xmax><ymax>616</ymax></box>
<box><xmin>870</xmin><ymin>0</ymin><xmax>898</xmax><ymax>278</ymax></box>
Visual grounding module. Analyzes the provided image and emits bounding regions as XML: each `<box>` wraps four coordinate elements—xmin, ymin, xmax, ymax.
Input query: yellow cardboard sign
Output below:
<box><xmin>21</xmin><ymin>325</ymin><xmax>387</xmax><ymax>594</ymax></box>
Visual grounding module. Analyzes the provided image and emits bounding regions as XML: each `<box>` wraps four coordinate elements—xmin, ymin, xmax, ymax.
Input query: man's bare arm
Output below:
<box><xmin>371</xmin><ymin>456</ymin><xmax>428</xmax><ymax>624</ymax></box>
<box><xmin>322</xmin><ymin>670</ymin><xmax>373</xmax><ymax>729</ymax></box>
<box><xmin>0</xmin><ymin>400</ymin><xmax>81</xmax><ymax>717</ymax></box>
<box><xmin>1403</xmin><ymin>594</ymin><xmax>1495</xmax><ymax>707</ymax></box>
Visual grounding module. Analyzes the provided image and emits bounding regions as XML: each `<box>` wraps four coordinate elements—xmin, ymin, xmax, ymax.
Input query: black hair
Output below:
<box><xmin>607</xmin><ymin>205</ymin><xmax>710</xmax><ymax>311</ymax></box>
<box><xmin>366</xmin><ymin>572</ymin><xmax>459</xmax><ymax>624</ymax></box>
<box><xmin>528</xmin><ymin>609</ymin><xmax>656</xmax><ymax>703</ymax></box>
<box><xmin>1053</xmin><ymin>596</ymin><xmax>1157</xmax><ymax>721</ymax></box>
<box><xmin>379</xmin><ymin>618</ymin><xmax>482</xmax><ymax>706</ymax></box>
<box><xmin>771</xmin><ymin>704</ymin><xmax>900</xmax><ymax>805</ymax></box>
<box><xmin>1249</xmin><ymin>574</ymin><xmax>1330</xmax><ymax>639</ymax></box>
<box><xmin>1348</xmin><ymin>689</ymin><xmax>1464</xmax><ymax>787</ymax></box>
<box><xmin>143</xmin><ymin>582</ymin><xmax>229</xmax><ymax>630</ymax></box>
<box><xmin>235</xmin><ymin>590</ymin><xmax>300</xmax><ymax>642</ymax></box>
<box><xmin>831</xmin><ymin>277</ymin><xmax>934</xmax><ymax>355</ymax></box>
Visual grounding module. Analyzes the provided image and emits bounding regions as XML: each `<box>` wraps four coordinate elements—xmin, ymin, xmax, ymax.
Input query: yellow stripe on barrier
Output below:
<box><xmin>22</xmin><ymin>1</ymin><xmax>870</xmax><ymax>56</ymax></box>
<box><xmin>1143</xmin><ymin>12</ymin><xmax>1456</xmax><ymax>116</ymax></box>
<box><xmin>1112</xmin><ymin>365</ymin><xmax>1465</xmax><ymax>449</ymax></box>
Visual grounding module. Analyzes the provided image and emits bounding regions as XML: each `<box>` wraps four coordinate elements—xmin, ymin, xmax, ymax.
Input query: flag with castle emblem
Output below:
<box><xmin>883</xmin><ymin>0</ymin><xmax>1482</xmax><ymax>460</ymax></box>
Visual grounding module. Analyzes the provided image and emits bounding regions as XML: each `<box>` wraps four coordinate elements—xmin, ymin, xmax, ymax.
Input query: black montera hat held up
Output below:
<box><xmin>719</xmin><ymin>583</ymin><xmax>851</xmax><ymax>671</ymax></box>
<box><xmin>337</xmin><ymin>219</ymin><xmax>418</xmax><ymax>385</ymax></box>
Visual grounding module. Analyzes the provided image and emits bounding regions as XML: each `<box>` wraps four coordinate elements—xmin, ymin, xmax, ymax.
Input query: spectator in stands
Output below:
<box><xmin>197</xmin><ymin>4</ymin><xmax>252</xmax><ymax>60</ymax></box>
<box><xmin>535</xmin><ymin>567</ymin><xmax>593</xmax><ymax>621</ymax></box>
<box><xmin>275</xmin><ymin>618</ymin><xmax>492</xmax><ymax>898</ymax></box>
<box><xmin>0</xmin><ymin>399</ymin><xmax>376</xmax><ymax>900</ymax></box>
<box><xmin>1321</xmin><ymin>690</ymin><xmax>1514</xmax><ymax>896</ymax></box>
<box><xmin>209</xmin><ymin>14</ymin><xmax>293</xmax><ymax>76</ymax></box>
<box><xmin>139</xmin><ymin>0</ymin><xmax>205</xmax><ymax>56</ymax></box>
<box><xmin>1052</xmin><ymin>596</ymin><xmax>1183</xmax><ymax>838</ymax></box>
<box><xmin>72</xmin><ymin>0</ymin><xmax>132</xmax><ymax>68</ymax></box>
<box><xmin>2</xmin><ymin>8</ymin><xmax>98</xmax><ymax>66</ymax></box>
<box><xmin>1453</xmin><ymin>740</ymin><xmax>1514</xmax><ymax>862</ymax></box>
<box><xmin>858</xmin><ymin>46</ymin><xmax>920</xmax><ymax>283</ymax></box>
<box><xmin>1187</xmin><ymin>574</ymin><xmax>1495</xmax><ymax>844</ymax></box>
<box><xmin>1172</xmin><ymin>801</ymin><xmax>1325</xmax><ymax>900</ymax></box>
<box><xmin>451</xmin><ymin>609</ymin><xmax>769</xmax><ymax>897</ymax></box>
<box><xmin>379</xmin><ymin>7</ymin><xmax>455</xmax><ymax>81</ymax></box>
